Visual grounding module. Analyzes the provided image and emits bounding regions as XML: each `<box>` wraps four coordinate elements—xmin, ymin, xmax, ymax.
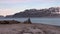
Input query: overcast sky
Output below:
<box><xmin>0</xmin><ymin>0</ymin><xmax>60</xmax><ymax>16</ymax></box>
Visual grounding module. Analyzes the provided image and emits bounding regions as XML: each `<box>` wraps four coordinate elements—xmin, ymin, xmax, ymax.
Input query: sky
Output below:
<box><xmin>0</xmin><ymin>0</ymin><xmax>60</xmax><ymax>16</ymax></box>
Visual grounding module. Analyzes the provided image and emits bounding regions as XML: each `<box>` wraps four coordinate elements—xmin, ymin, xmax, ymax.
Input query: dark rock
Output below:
<box><xmin>0</xmin><ymin>20</ymin><xmax>21</xmax><ymax>24</ymax></box>
<box><xmin>0</xmin><ymin>21</ymin><xmax>9</xmax><ymax>24</ymax></box>
<box><xmin>8</xmin><ymin>20</ymin><xmax>20</xmax><ymax>24</ymax></box>
<box><xmin>23</xmin><ymin>18</ymin><xmax>32</xmax><ymax>24</ymax></box>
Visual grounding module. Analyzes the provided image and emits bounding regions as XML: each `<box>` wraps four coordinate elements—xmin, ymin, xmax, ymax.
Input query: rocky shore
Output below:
<box><xmin>0</xmin><ymin>18</ymin><xmax>32</xmax><ymax>24</ymax></box>
<box><xmin>0</xmin><ymin>20</ymin><xmax>20</xmax><ymax>24</ymax></box>
<box><xmin>0</xmin><ymin>20</ymin><xmax>60</xmax><ymax>34</ymax></box>
<box><xmin>0</xmin><ymin>23</ymin><xmax>60</xmax><ymax>34</ymax></box>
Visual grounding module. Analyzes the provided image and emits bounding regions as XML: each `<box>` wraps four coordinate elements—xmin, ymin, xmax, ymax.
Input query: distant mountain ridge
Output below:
<box><xmin>0</xmin><ymin>15</ymin><xmax>4</xmax><ymax>18</ymax></box>
<box><xmin>5</xmin><ymin>7</ymin><xmax>60</xmax><ymax>18</ymax></box>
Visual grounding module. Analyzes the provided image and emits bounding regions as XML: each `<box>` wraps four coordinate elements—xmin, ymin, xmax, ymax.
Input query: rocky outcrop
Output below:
<box><xmin>0</xmin><ymin>19</ymin><xmax>32</xmax><ymax>24</ymax></box>
<box><xmin>23</xmin><ymin>18</ymin><xmax>32</xmax><ymax>24</ymax></box>
<box><xmin>0</xmin><ymin>20</ymin><xmax>20</xmax><ymax>24</ymax></box>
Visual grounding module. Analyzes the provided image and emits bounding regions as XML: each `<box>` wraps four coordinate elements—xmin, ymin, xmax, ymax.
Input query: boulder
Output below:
<box><xmin>0</xmin><ymin>20</ymin><xmax>20</xmax><ymax>24</ymax></box>
<box><xmin>23</xmin><ymin>18</ymin><xmax>32</xmax><ymax>24</ymax></box>
<box><xmin>0</xmin><ymin>21</ymin><xmax>9</xmax><ymax>24</ymax></box>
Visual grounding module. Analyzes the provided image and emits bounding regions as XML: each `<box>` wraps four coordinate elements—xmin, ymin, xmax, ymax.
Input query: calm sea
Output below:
<box><xmin>0</xmin><ymin>18</ymin><xmax>60</xmax><ymax>26</ymax></box>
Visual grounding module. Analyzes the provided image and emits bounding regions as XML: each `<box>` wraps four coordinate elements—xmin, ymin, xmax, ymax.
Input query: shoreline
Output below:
<box><xmin>0</xmin><ymin>23</ymin><xmax>60</xmax><ymax>34</ymax></box>
<box><xmin>0</xmin><ymin>20</ymin><xmax>60</xmax><ymax>34</ymax></box>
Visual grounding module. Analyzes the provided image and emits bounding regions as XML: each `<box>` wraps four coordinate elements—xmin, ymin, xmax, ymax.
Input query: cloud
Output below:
<box><xmin>0</xmin><ymin>0</ymin><xmax>60</xmax><ymax>4</ymax></box>
<box><xmin>0</xmin><ymin>0</ymin><xmax>31</xmax><ymax>3</ymax></box>
<box><xmin>0</xmin><ymin>8</ymin><xmax>19</xmax><ymax>16</ymax></box>
<box><xmin>0</xmin><ymin>0</ymin><xmax>60</xmax><ymax>16</ymax></box>
<box><xmin>34</xmin><ymin>0</ymin><xmax>60</xmax><ymax>3</ymax></box>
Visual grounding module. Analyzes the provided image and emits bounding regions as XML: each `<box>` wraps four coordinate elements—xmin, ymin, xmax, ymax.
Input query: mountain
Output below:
<box><xmin>5</xmin><ymin>7</ymin><xmax>60</xmax><ymax>18</ymax></box>
<box><xmin>6</xmin><ymin>15</ymin><xmax>13</xmax><ymax>18</ymax></box>
<box><xmin>0</xmin><ymin>15</ymin><xmax>4</xmax><ymax>18</ymax></box>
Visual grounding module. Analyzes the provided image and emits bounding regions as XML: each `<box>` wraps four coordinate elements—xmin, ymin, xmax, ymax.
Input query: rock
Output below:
<box><xmin>0</xmin><ymin>21</ymin><xmax>9</xmax><ymax>24</ymax></box>
<box><xmin>0</xmin><ymin>20</ymin><xmax>20</xmax><ymax>24</ymax></box>
<box><xmin>8</xmin><ymin>20</ymin><xmax>20</xmax><ymax>24</ymax></box>
<box><xmin>23</xmin><ymin>18</ymin><xmax>32</xmax><ymax>24</ymax></box>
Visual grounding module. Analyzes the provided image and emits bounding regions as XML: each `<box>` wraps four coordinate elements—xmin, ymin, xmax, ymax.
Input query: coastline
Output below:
<box><xmin>0</xmin><ymin>22</ymin><xmax>60</xmax><ymax>34</ymax></box>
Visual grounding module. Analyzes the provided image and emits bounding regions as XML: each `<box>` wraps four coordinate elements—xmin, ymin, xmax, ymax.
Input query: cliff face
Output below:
<box><xmin>5</xmin><ymin>7</ymin><xmax>60</xmax><ymax>18</ymax></box>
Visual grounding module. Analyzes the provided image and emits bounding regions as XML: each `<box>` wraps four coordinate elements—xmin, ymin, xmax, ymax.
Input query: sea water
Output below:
<box><xmin>0</xmin><ymin>18</ymin><xmax>60</xmax><ymax>26</ymax></box>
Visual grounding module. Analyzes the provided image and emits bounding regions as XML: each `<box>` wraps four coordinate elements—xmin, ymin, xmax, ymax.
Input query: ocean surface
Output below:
<box><xmin>0</xmin><ymin>18</ymin><xmax>60</xmax><ymax>26</ymax></box>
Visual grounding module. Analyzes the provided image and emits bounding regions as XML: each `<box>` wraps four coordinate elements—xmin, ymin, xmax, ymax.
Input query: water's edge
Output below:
<box><xmin>0</xmin><ymin>18</ymin><xmax>60</xmax><ymax>26</ymax></box>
